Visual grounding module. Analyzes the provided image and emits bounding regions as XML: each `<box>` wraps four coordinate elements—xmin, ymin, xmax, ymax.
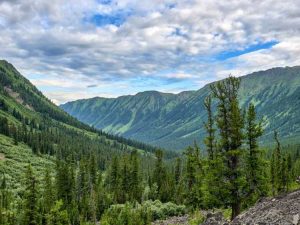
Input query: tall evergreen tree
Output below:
<box><xmin>22</xmin><ymin>165</ymin><xmax>39</xmax><ymax>225</ymax></box>
<box><xmin>204</xmin><ymin>95</ymin><xmax>215</xmax><ymax>160</ymax></box>
<box><xmin>129</xmin><ymin>150</ymin><xmax>141</xmax><ymax>202</ymax></box>
<box><xmin>210</xmin><ymin>76</ymin><xmax>245</xmax><ymax>219</ymax></box>
<box><xmin>273</xmin><ymin>131</ymin><xmax>283</xmax><ymax>194</ymax></box>
<box><xmin>245</xmin><ymin>103</ymin><xmax>267</xmax><ymax>202</ymax></box>
<box><xmin>107</xmin><ymin>156</ymin><xmax>121</xmax><ymax>202</ymax></box>
<box><xmin>184</xmin><ymin>143</ymin><xmax>203</xmax><ymax>208</ymax></box>
<box><xmin>153</xmin><ymin>150</ymin><xmax>167</xmax><ymax>201</ymax></box>
<box><xmin>41</xmin><ymin>168</ymin><xmax>55</xmax><ymax>225</ymax></box>
<box><xmin>174</xmin><ymin>157</ymin><xmax>182</xmax><ymax>186</ymax></box>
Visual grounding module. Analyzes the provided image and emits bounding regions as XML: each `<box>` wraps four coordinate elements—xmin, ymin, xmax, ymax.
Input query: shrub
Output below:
<box><xmin>100</xmin><ymin>201</ymin><xmax>186</xmax><ymax>224</ymax></box>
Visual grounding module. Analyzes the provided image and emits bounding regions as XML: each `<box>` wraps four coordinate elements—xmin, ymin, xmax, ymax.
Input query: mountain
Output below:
<box><xmin>0</xmin><ymin>59</ymin><xmax>167</xmax><ymax>191</ymax></box>
<box><xmin>61</xmin><ymin>66</ymin><xmax>300</xmax><ymax>151</ymax></box>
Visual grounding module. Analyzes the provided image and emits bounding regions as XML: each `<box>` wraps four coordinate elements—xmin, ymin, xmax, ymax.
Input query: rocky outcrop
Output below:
<box><xmin>152</xmin><ymin>190</ymin><xmax>300</xmax><ymax>225</ymax></box>
<box><xmin>201</xmin><ymin>212</ymin><xmax>229</xmax><ymax>225</ymax></box>
<box><xmin>231</xmin><ymin>190</ymin><xmax>300</xmax><ymax>225</ymax></box>
<box><xmin>152</xmin><ymin>215</ymin><xmax>189</xmax><ymax>225</ymax></box>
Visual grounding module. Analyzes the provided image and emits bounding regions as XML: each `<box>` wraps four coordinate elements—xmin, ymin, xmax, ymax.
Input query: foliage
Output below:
<box><xmin>100</xmin><ymin>200</ymin><xmax>186</xmax><ymax>225</ymax></box>
<box><xmin>188</xmin><ymin>211</ymin><xmax>205</xmax><ymax>225</ymax></box>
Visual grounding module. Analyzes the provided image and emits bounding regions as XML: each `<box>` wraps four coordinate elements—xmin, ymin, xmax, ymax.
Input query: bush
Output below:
<box><xmin>188</xmin><ymin>211</ymin><xmax>205</xmax><ymax>225</ymax></box>
<box><xmin>143</xmin><ymin>200</ymin><xmax>186</xmax><ymax>220</ymax></box>
<box><xmin>100</xmin><ymin>203</ymin><xmax>151</xmax><ymax>225</ymax></box>
<box><xmin>100</xmin><ymin>201</ymin><xmax>186</xmax><ymax>225</ymax></box>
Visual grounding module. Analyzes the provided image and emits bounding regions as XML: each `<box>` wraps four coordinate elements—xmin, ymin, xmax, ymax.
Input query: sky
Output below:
<box><xmin>0</xmin><ymin>0</ymin><xmax>300</xmax><ymax>104</ymax></box>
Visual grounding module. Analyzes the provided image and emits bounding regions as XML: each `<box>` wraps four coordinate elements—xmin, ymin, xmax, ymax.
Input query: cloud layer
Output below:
<box><xmin>1</xmin><ymin>0</ymin><xmax>300</xmax><ymax>104</ymax></box>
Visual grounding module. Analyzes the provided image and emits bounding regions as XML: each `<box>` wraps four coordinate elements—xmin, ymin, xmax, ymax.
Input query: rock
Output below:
<box><xmin>231</xmin><ymin>190</ymin><xmax>300</xmax><ymax>225</ymax></box>
<box><xmin>153</xmin><ymin>190</ymin><xmax>300</xmax><ymax>225</ymax></box>
<box><xmin>202</xmin><ymin>212</ymin><xmax>228</xmax><ymax>225</ymax></box>
<box><xmin>152</xmin><ymin>215</ymin><xmax>189</xmax><ymax>225</ymax></box>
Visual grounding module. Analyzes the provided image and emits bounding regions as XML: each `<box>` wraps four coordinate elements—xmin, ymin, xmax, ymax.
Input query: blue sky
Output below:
<box><xmin>0</xmin><ymin>0</ymin><xmax>300</xmax><ymax>104</ymax></box>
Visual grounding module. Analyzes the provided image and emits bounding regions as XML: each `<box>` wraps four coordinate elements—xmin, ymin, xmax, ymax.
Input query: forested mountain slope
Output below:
<box><xmin>0</xmin><ymin>60</ymin><xmax>179</xmax><ymax>225</ymax></box>
<box><xmin>0</xmin><ymin>59</ymin><xmax>169</xmax><ymax>191</ymax></box>
<box><xmin>61</xmin><ymin>66</ymin><xmax>300</xmax><ymax>151</ymax></box>
<box><xmin>0</xmin><ymin>59</ymin><xmax>167</xmax><ymax>154</ymax></box>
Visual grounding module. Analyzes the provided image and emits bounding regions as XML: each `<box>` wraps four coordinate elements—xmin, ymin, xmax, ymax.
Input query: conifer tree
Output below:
<box><xmin>174</xmin><ymin>157</ymin><xmax>182</xmax><ymax>186</ymax></box>
<box><xmin>22</xmin><ymin>165</ymin><xmax>39</xmax><ymax>225</ymax></box>
<box><xmin>41</xmin><ymin>168</ymin><xmax>55</xmax><ymax>225</ymax></box>
<box><xmin>210</xmin><ymin>76</ymin><xmax>245</xmax><ymax>219</ymax></box>
<box><xmin>274</xmin><ymin>131</ymin><xmax>283</xmax><ymax>193</ymax></box>
<box><xmin>184</xmin><ymin>144</ymin><xmax>203</xmax><ymax>208</ymax></box>
<box><xmin>204</xmin><ymin>95</ymin><xmax>215</xmax><ymax>160</ymax></box>
<box><xmin>153</xmin><ymin>150</ymin><xmax>167</xmax><ymax>201</ymax></box>
<box><xmin>129</xmin><ymin>150</ymin><xmax>141</xmax><ymax>202</ymax></box>
<box><xmin>107</xmin><ymin>156</ymin><xmax>121</xmax><ymax>202</ymax></box>
<box><xmin>270</xmin><ymin>151</ymin><xmax>276</xmax><ymax>196</ymax></box>
<box><xmin>120</xmin><ymin>156</ymin><xmax>130</xmax><ymax>203</ymax></box>
<box><xmin>245</xmin><ymin>103</ymin><xmax>267</xmax><ymax>201</ymax></box>
<box><xmin>0</xmin><ymin>174</ymin><xmax>14</xmax><ymax>225</ymax></box>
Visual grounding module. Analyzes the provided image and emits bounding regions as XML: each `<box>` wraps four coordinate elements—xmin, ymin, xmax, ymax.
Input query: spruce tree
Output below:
<box><xmin>153</xmin><ymin>150</ymin><xmax>167</xmax><ymax>201</ymax></box>
<box><xmin>210</xmin><ymin>76</ymin><xmax>245</xmax><ymax>219</ymax></box>
<box><xmin>184</xmin><ymin>143</ymin><xmax>203</xmax><ymax>208</ymax></box>
<box><xmin>204</xmin><ymin>95</ymin><xmax>215</xmax><ymax>160</ymax></box>
<box><xmin>274</xmin><ymin>131</ymin><xmax>283</xmax><ymax>193</ymax></box>
<box><xmin>22</xmin><ymin>165</ymin><xmax>39</xmax><ymax>225</ymax></box>
<box><xmin>245</xmin><ymin>103</ymin><xmax>267</xmax><ymax>201</ymax></box>
<box><xmin>174</xmin><ymin>157</ymin><xmax>182</xmax><ymax>186</ymax></box>
<box><xmin>0</xmin><ymin>173</ymin><xmax>13</xmax><ymax>225</ymax></box>
<box><xmin>107</xmin><ymin>156</ymin><xmax>121</xmax><ymax>202</ymax></box>
<box><xmin>41</xmin><ymin>168</ymin><xmax>55</xmax><ymax>225</ymax></box>
<box><xmin>129</xmin><ymin>150</ymin><xmax>141</xmax><ymax>202</ymax></box>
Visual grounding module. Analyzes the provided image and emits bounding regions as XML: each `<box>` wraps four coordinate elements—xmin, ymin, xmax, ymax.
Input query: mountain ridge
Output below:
<box><xmin>0</xmin><ymin>59</ymin><xmax>168</xmax><ymax>156</ymax></box>
<box><xmin>61</xmin><ymin>65</ymin><xmax>300</xmax><ymax>151</ymax></box>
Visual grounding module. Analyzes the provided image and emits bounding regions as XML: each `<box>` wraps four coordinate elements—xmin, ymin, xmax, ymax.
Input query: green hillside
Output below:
<box><xmin>61</xmin><ymin>66</ymin><xmax>300</xmax><ymax>151</ymax></box>
<box><xmin>0</xmin><ymin>59</ymin><xmax>170</xmax><ymax>192</ymax></box>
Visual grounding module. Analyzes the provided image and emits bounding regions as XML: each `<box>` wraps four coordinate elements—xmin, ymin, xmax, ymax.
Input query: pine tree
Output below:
<box><xmin>184</xmin><ymin>143</ymin><xmax>203</xmax><ymax>208</ymax></box>
<box><xmin>204</xmin><ymin>95</ymin><xmax>215</xmax><ymax>160</ymax></box>
<box><xmin>287</xmin><ymin>153</ymin><xmax>293</xmax><ymax>191</ymax></box>
<box><xmin>120</xmin><ymin>156</ymin><xmax>130</xmax><ymax>203</ymax></box>
<box><xmin>270</xmin><ymin>151</ymin><xmax>276</xmax><ymax>196</ymax></box>
<box><xmin>22</xmin><ymin>165</ymin><xmax>39</xmax><ymax>225</ymax></box>
<box><xmin>107</xmin><ymin>156</ymin><xmax>121</xmax><ymax>202</ymax></box>
<box><xmin>245</xmin><ymin>103</ymin><xmax>267</xmax><ymax>201</ymax></box>
<box><xmin>41</xmin><ymin>168</ymin><xmax>55</xmax><ymax>225</ymax></box>
<box><xmin>174</xmin><ymin>157</ymin><xmax>182</xmax><ymax>186</ymax></box>
<box><xmin>129</xmin><ymin>150</ymin><xmax>141</xmax><ymax>202</ymax></box>
<box><xmin>153</xmin><ymin>150</ymin><xmax>167</xmax><ymax>201</ymax></box>
<box><xmin>274</xmin><ymin>131</ymin><xmax>283</xmax><ymax>193</ymax></box>
<box><xmin>210</xmin><ymin>76</ymin><xmax>246</xmax><ymax>219</ymax></box>
<box><xmin>0</xmin><ymin>173</ymin><xmax>14</xmax><ymax>225</ymax></box>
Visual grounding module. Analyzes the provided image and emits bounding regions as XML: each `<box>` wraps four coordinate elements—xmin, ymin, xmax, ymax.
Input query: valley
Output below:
<box><xmin>0</xmin><ymin>60</ymin><xmax>299</xmax><ymax>225</ymax></box>
<box><xmin>62</xmin><ymin>66</ymin><xmax>300</xmax><ymax>151</ymax></box>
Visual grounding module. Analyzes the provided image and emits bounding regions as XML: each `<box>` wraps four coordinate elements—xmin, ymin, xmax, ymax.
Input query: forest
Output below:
<box><xmin>0</xmin><ymin>74</ymin><xmax>300</xmax><ymax>225</ymax></box>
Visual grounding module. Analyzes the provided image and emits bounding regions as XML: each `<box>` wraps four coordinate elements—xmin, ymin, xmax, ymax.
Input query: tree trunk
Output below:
<box><xmin>231</xmin><ymin>201</ymin><xmax>241</xmax><ymax>220</ymax></box>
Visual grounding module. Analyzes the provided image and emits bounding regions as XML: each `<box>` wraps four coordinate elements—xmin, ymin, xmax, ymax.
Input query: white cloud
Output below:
<box><xmin>0</xmin><ymin>0</ymin><xmax>300</xmax><ymax>103</ymax></box>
